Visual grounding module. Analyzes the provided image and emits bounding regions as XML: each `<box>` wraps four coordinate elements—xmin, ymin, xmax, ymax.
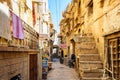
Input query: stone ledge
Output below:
<box><xmin>79</xmin><ymin>61</ymin><xmax>102</xmax><ymax>63</ymax></box>
<box><xmin>0</xmin><ymin>46</ymin><xmax>39</xmax><ymax>52</ymax></box>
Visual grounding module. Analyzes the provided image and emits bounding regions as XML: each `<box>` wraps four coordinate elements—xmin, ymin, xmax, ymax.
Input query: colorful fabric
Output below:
<box><xmin>11</xmin><ymin>12</ymin><xmax>24</xmax><ymax>39</ymax></box>
<box><xmin>0</xmin><ymin>3</ymin><xmax>11</xmax><ymax>40</ymax></box>
<box><xmin>32</xmin><ymin>3</ymin><xmax>36</xmax><ymax>26</ymax></box>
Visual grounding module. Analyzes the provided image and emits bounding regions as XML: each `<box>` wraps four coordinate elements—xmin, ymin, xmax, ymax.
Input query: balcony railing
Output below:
<box><xmin>0</xmin><ymin>18</ymin><xmax>39</xmax><ymax>51</ymax></box>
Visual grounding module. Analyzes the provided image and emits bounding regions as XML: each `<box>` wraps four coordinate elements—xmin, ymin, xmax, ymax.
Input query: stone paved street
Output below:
<box><xmin>47</xmin><ymin>62</ymin><xmax>80</xmax><ymax>80</ymax></box>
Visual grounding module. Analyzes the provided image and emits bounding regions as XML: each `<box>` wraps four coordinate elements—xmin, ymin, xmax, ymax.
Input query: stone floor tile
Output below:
<box><xmin>47</xmin><ymin>62</ymin><xmax>80</xmax><ymax>80</ymax></box>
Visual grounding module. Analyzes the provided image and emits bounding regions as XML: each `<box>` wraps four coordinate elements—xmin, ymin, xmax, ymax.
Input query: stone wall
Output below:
<box><xmin>38</xmin><ymin>51</ymin><xmax>42</xmax><ymax>80</ymax></box>
<box><xmin>0</xmin><ymin>52</ymin><xmax>29</xmax><ymax>80</ymax></box>
<box><xmin>82</xmin><ymin>0</ymin><xmax>120</xmax><ymax>61</ymax></box>
<box><xmin>60</xmin><ymin>0</ymin><xmax>120</xmax><ymax>62</ymax></box>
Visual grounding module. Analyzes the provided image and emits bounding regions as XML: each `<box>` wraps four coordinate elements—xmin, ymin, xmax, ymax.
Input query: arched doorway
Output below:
<box><xmin>70</xmin><ymin>39</ymin><xmax>75</xmax><ymax>55</ymax></box>
<box><xmin>52</xmin><ymin>45</ymin><xmax>59</xmax><ymax>58</ymax></box>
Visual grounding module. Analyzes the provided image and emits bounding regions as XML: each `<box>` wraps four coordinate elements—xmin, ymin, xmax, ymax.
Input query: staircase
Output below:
<box><xmin>78</xmin><ymin>34</ymin><xmax>104</xmax><ymax>80</ymax></box>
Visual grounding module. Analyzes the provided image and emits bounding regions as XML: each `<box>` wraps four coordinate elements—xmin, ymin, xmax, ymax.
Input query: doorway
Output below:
<box><xmin>70</xmin><ymin>39</ymin><xmax>75</xmax><ymax>54</ymax></box>
<box><xmin>107</xmin><ymin>38</ymin><xmax>120</xmax><ymax>79</ymax></box>
<box><xmin>29</xmin><ymin>54</ymin><xmax>37</xmax><ymax>80</ymax></box>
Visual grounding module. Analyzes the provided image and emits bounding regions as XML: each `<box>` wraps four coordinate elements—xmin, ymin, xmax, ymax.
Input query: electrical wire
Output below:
<box><xmin>59</xmin><ymin>0</ymin><xmax>61</xmax><ymax>22</ymax></box>
<box><xmin>55</xmin><ymin>0</ymin><xmax>59</xmax><ymax>32</ymax></box>
<box><xmin>58</xmin><ymin>0</ymin><xmax>61</xmax><ymax>32</ymax></box>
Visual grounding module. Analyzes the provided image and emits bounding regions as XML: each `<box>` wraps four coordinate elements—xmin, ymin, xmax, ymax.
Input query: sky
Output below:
<box><xmin>48</xmin><ymin>0</ymin><xmax>72</xmax><ymax>33</ymax></box>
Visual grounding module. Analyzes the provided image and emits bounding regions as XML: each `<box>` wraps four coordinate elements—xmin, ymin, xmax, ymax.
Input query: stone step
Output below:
<box><xmin>78</xmin><ymin>42</ymin><xmax>96</xmax><ymax>46</ymax></box>
<box><xmin>82</xmin><ymin>77</ymin><xmax>103</xmax><ymax>80</ymax></box>
<box><xmin>79</xmin><ymin>54</ymin><xmax>101</xmax><ymax>61</ymax></box>
<box><xmin>78</xmin><ymin>47</ymin><xmax>96</xmax><ymax>50</ymax></box>
<box><xmin>81</xmin><ymin>76</ymin><xmax>109</xmax><ymax>80</ymax></box>
<box><xmin>81</xmin><ymin>69</ymin><xmax>103</xmax><ymax>78</ymax></box>
<box><xmin>77</xmin><ymin>35</ymin><xmax>104</xmax><ymax>80</ymax></box>
<box><xmin>82</xmin><ymin>69</ymin><xmax>104</xmax><ymax>72</ymax></box>
<box><xmin>80</xmin><ymin>48</ymin><xmax>98</xmax><ymax>54</ymax></box>
<box><xmin>79</xmin><ymin>61</ymin><xmax>103</xmax><ymax>69</ymax></box>
<box><xmin>75</xmin><ymin>37</ymin><xmax>95</xmax><ymax>42</ymax></box>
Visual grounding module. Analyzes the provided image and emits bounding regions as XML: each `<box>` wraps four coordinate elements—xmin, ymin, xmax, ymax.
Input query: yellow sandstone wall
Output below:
<box><xmin>85</xmin><ymin>0</ymin><xmax>120</xmax><ymax>61</ymax></box>
<box><xmin>0</xmin><ymin>52</ymin><xmax>29</xmax><ymax>80</ymax></box>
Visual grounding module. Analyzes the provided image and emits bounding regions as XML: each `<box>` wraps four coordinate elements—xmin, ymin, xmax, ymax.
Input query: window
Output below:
<box><xmin>78</xmin><ymin>29</ymin><xmax>81</xmax><ymax>34</ymax></box>
<box><xmin>106</xmin><ymin>35</ymin><xmax>120</xmax><ymax>79</ymax></box>
<box><xmin>88</xmin><ymin>0</ymin><xmax>93</xmax><ymax>17</ymax></box>
<box><xmin>108</xmin><ymin>39</ymin><xmax>120</xmax><ymax>79</ymax></box>
<box><xmin>78</xmin><ymin>1</ymin><xmax>81</xmax><ymax>14</ymax></box>
<box><xmin>100</xmin><ymin>0</ymin><xmax>104</xmax><ymax>8</ymax></box>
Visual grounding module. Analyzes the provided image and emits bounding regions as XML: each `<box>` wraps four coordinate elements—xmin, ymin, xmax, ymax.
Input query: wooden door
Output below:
<box><xmin>29</xmin><ymin>54</ymin><xmax>37</xmax><ymax>80</ymax></box>
<box><xmin>108</xmin><ymin>38</ymin><xmax>120</xmax><ymax>79</ymax></box>
<box><xmin>118</xmin><ymin>38</ymin><xmax>120</xmax><ymax>78</ymax></box>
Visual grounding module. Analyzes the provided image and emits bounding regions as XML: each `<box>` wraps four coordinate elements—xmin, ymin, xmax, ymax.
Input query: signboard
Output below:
<box><xmin>59</xmin><ymin>44</ymin><xmax>67</xmax><ymax>48</ymax></box>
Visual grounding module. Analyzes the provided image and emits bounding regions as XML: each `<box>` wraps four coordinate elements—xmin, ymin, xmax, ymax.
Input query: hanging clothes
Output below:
<box><xmin>32</xmin><ymin>3</ymin><xmax>36</xmax><ymax>26</ymax></box>
<box><xmin>11</xmin><ymin>11</ymin><xmax>24</xmax><ymax>39</ymax></box>
<box><xmin>0</xmin><ymin>3</ymin><xmax>11</xmax><ymax>40</ymax></box>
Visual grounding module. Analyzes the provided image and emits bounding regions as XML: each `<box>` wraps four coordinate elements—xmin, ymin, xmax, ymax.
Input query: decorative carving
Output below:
<box><xmin>117</xmin><ymin>9</ymin><xmax>120</xmax><ymax>15</ymax></box>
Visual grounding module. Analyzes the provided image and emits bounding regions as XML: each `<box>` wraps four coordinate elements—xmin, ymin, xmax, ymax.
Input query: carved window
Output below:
<box><xmin>100</xmin><ymin>0</ymin><xmax>104</xmax><ymax>8</ymax></box>
<box><xmin>78</xmin><ymin>1</ymin><xmax>81</xmax><ymax>14</ymax></box>
<box><xmin>88</xmin><ymin>0</ymin><xmax>93</xmax><ymax>17</ymax></box>
<box><xmin>78</xmin><ymin>29</ymin><xmax>81</xmax><ymax>34</ymax></box>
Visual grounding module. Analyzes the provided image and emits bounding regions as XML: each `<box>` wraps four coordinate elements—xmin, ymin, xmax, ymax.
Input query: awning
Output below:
<box><xmin>59</xmin><ymin>44</ymin><xmax>67</xmax><ymax>49</ymax></box>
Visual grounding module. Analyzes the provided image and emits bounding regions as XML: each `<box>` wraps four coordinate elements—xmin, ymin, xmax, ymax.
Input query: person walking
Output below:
<box><xmin>60</xmin><ymin>49</ymin><xmax>64</xmax><ymax>64</ymax></box>
<box><xmin>71</xmin><ymin>53</ymin><xmax>76</xmax><ymax>68</ymax></box>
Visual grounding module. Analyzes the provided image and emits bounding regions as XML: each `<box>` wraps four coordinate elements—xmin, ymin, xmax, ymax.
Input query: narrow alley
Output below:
<box><xmin>1</xmin><ymin>0</ymin><xmax>120</xmax><ymax>80</ymax></box>
<box><xmin>47</xmin><ymin>60</ymin><xmax>79</xmax><ymax>80</ymax></box>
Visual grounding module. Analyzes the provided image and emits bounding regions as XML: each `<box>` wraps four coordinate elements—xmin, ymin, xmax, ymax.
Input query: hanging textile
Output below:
<box><xmin>0</xmin><ymin>3</ymin><xmax>11</xmax><ymax>40</ymax></box>
<box><xmin>11</xmin><ymin>12</ymin><xmax>24</xmax><ymax>39</ymax></box>
<box><xmin>32</xmin><ymin>3</ymin><xmax>36</xmax><ymax>26</ymax></box>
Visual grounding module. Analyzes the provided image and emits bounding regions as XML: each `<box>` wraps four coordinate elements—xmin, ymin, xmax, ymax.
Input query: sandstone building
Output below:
<box><xmin>60</xmin><ymin>0</ymin><xmax>120</xmax><ymax>79</ymax></box>
<box><xmin>0</xmin><ymin>0</ymin><xmax>54</xmax><ymax>80</ymax></box>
